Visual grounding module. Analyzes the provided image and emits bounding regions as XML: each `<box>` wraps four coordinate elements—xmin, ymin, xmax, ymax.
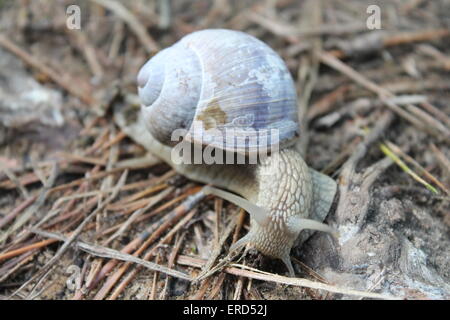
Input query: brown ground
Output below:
<box><xmin>0</xmin><ymin>0</ymin><xmax>449</xmax><ymax>300</ymax></box>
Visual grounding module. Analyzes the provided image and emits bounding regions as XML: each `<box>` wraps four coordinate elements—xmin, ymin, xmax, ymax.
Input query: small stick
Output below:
<box><xmin>0</xmin><ymin>196</ymin><xmax>37</xmax><ymax>229</ymax></box>
<box><xmin>430</xmin><ymin>144</ymin><xmax>450</xmax><ymax>183</ymax></box>
<box><xmin>307</xmin><ymin>85</ymin><xmax>350</xmax><ymax>121</ymax></box>
<box><xmin>9</xmin><ymin>170</ymin><xmax>128</xmax><ymax>299</ymax></box>
<box><xmin>96</xmin><ymin>190</ymin><xmax>191</xmax><ymax>237</ymax></box>
<box><xmin>90</xmin><ymin>0</ymin><xmax>159</xmax><ymax>53</ymax></box>
<box><xmin>104</xmin><ymin>187</ymin><xmax>173</xmax><ymax>246</ymax></box>
<box><xmin>0</xmin><ymin>163</ymin><xmax>59</xmax><ymax>244</ymax></box>
<box><xmin>233</xmin><ymin>274</ymin><xmax>245</xmax><ymax>300</ymax></box>
<box><xmin>160</xmin><ymin>232</ymin><xmax>186</xmax><ymax>300</ymax></box>
<box><xmin>94</xmin><ymin>193</ymin><xmax>204</xmax><ymax>299</ymax></box>
<box><xmin>84</xmin><ymin>128</ymin><xmax>110</xmax><ymax>156</ymax></box>
<box><xmin>384</xmin><ymin>29</ymin><xmax>450</xmax><ymax>47</ymax></box>
<box><xmin>110</xmin><ymin>209</ymin><xmax>198</xmax><ymax>300</ymax></box>
<box><xmin>385</xmin><ymin>141</ymin><xmax>449</xmax><ymax>195</ymax></box>
<box><xmin>86</xmin><ymin>189</ymin><xmax>206</xmax><ymax>296</ymax></box>
<box><xmin>319</xmin><ymin>51</ymin><xmax>442</xmax><ymax>139</ymax></box>
<box><xmin>214</xmin><ymin>198</ymin><xmax>222</xmax><ymax>246</ymax></box>
<box><xmin>380</xmin><ymin>143</ymin><xmax>438</xmax><ymax>194</ymax></box>
<box><xmin>0</xmin><ymin>250</ymin><xmax>37</xmax><ymax>283</ymax></box>
<box><xmin>2</xmin><ymin>168</ymin><xmax>29</xmax><ymax>199</ymax></box>
<box><xmin>49</xmin><ymin>168</ymin><xmax>124</xmax><ymax>194</ymax></box>
<box><xmin>190</xmin><ymin>277</ymin><xmax>212</xmax><ymax>300</ymax></box>
<box><xmin>206</xmin><ymin>272</ymin><xmax>227</xmax><ymax>299</ymax></box>
<box><xmin>196</xmin><ymin>209</ymin><xmax>239</xmax><ymax>280</ymax></box>
<box><xmin>149</xmin><ymin>252</ymin><xmax>161</xmax><ymax>300</ymax></box>
<box><xmin>31</xmin><ymin>229</ymin><xmax>191</xmax><ymax>281</ymax></box>
<box><xmin>58</xmin><ymin>152</ymin><xmax>107</xmax><ymax>166</ymax></box>
<box><xmin>176</xmin><ymin>255</ymin><xmax>400</xmax><ymax>300</ymax></box>
<box><xmin>101</xmin><ymin>131</ymin><xmax>127</xmax><ymax>151</ymax></box>
<box><xmin>0</xmin><ymin>239</ymin><xmax>57</xmax><ymax>262</ymax></box>
<box><xmin>65</xmin><ymin>28</ymin><xmax>104</xmax><ymax>79</ymax></box>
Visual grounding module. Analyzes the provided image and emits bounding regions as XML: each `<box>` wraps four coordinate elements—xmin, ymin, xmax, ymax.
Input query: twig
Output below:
<box><xmin>65</xmin><ymin>29</ymin><xmax>104</xmax><ymax>79</ymax></box>
<box><xmin>160</xmin><ymin>232</ymin><xmax>186</xmax><ymax>299</ymax></box>
<box><xmin>295</xmin><ymin>0</ymin><xmax>322</xmax><ymax>156</ymax></box>
<box><xmin>385</xmin><ymin>141</ymin><xmax>448</xmax><ymax>195</ymax></box>
<box><xmin>0</xmin><ymin>239</ymin><xmax>57</xmax><ymax>262</ymax></box>
<box><xmin>8</xmin><ymin>170</ymin><xmax>128</xmax><ymax>299</ymax></box>
<box><xmin>86</xmin><ymin>189</ymin><xmax>206</xmax><ymax>298</ymax></box>
<box><xmin>30</xmin><ymin>229</ymin><xmax>191</xmax><ymax>281</ymax></box>
<box><xmin>1</xmin><ymin>168</ymin><xmax>29</xmax><ymax>199</ymax></box>
<box><xmin>90</xmin><ymin>0</ymin><xmax>159</xmax><ymax>53</ymax></box>
<box><xmin>196</xmin><ymin>209</ymin><xmax>239</xmax><ymax>280</ymax></box>
<box><xmin>247</xmin><ymin>11</ymin><xmax>367</xmax><ymax>38</ymax></box>
<box><xmin>206</xmin><ymin>272</ymin><xmax>227</xmax><ymax>299</ymax></box>
<box><xmin>307</xmin><ymin>85</ymin><xmax>349</xmax><ymax>121</ymax></box>
<box><xmin>94</xmin><ymin>193</ymin><xmax>203</xmax><ymax>299</ymax></box>
<box><xmin>0</xmin><ymin>250</ymin><xmax>37</xmax><ymax>283</ymax></box>
<box><xmin>176</xmin><ymin>255</ymin><xmax>400</xmax><ymax>299</ymax></box>
<box><xmin>0</xmin><ymin>163</ymin><xmax>59</xmax><ymax>244</ymax></box>
<box><xmin>0</xmin><ymin>34</ymin><xmax>96</xmax><ymax>106</ymax></box>
<box><xmin>109</xmin><ymin>209</ymin><xmax>198</xmax><ymax>300</ymax></box>
<box><xmin>319</xmin><ymin>51</ymin><xmax>446</xmax><ymax>139</ymax></box>
<box><xmin>104</xmin><ymin>187</ymin><xmax>173</xmax><ymax>245</ymax></box>
<box><xmin>0</xmin><ymin>196</ymin><xmax>37</xmax><ymax>229</ymax></box>
<box><xmin>430</xmin><ymin>144</ymin><xmax>450</xmax><ymax>183</ymax></box>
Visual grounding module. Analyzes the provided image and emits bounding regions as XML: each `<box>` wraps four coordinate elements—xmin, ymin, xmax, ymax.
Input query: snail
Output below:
<box><xmin>115</xmin><ymin>29</ymin><xmax>338</xmax><ymax>276</ymax></box>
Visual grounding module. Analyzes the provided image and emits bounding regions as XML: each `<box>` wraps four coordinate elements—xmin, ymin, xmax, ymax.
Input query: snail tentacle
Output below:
<box><xmin>203</xmin><ymin>186</ymin><xmax>270</xmax><ymax>226</ymax></box>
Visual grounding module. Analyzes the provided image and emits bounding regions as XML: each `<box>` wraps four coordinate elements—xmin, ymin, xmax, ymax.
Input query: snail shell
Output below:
<box><xmin>137</xmin><ymin>29</ymin><xmax>299</xmax><ymax>155</ymax></box>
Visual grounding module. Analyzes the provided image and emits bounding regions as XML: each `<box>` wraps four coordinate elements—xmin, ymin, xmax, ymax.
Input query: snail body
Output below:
<box><xmin>116</xmin><ymin>29</ymin><xmax>337</xmax><ymax>276</ymax></box>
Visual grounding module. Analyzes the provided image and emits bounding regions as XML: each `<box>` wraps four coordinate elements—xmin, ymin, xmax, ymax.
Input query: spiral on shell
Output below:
<box><xmin>137</xmin><ymin>29</ymin><xmax>299</xmax><ymax>155</ymax></box>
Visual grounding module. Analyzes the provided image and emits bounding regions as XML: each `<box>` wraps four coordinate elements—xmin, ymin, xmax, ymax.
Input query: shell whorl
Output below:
<box><xmin>138</xmin><ymin>45</ymin><xmax>202</xmax><ymax>145</ymax></box>
<box><xmin>138</xmin><ymin>29</ymin><xmax>299</xmax><ymax>153</ymax></box>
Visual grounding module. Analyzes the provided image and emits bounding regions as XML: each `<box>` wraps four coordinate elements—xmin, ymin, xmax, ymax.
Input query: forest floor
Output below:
<box><xmin>0</xmin><ymin>0</ymin><xmax>449</xmax><ymax>300</ymax></box>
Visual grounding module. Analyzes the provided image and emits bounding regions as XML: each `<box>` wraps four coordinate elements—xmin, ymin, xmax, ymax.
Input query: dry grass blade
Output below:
<box><xmin>108</xmin><ymin>209</ymin><xmax>198</xmax><ymax>300</ymax></box>
<box><xmin>318</xmin><ymin>51</ymin><xmax>447</xmax><ymax>139</ymax></box>
<box><xmin>0</xmin><ymin>163</ymin><xmax>59</xmax><ymax>244</ymax></box>
<box><xmin>295</xmin><ymin>0</ymin><xmax>323</xmax><ymax>156</ymax></box>
<box><xmin>247</xmin><ymin>11</ymin><xmax>366</xmax><ymax>38</ymax></box>
<box><xmin>196</xmin><ymin>208</ymin><xmax>240</xmax><ymax>280</ymax></box>
<box><xmin>380</xmin><ymin>143</ymin><xmax>439</xmax><ymax>194</ymax></box>
<box><xmin>104</xmin><ymin>187</ymin><xmax>174</xmax><ymax>245</ymax></box>
<box><xmin>58</xmin><ymin>152</ymin><xmax>107</xmax><ymax>166</ymax></box>
<box><xmin>0</xmin><ymin>239</ymin><xmax>58</xmax><ymax>263</ymax></box>
<box><xmin>86</xmin><ymin>189</ymin><xmax>206</xmax><ymax>299</ymax></box>
<box><xmin>31</xmin><ymin>229</ymin><xmax>192</xmax><ymax>281</ymax></box>
<box><xmin>2</xmin><ymin>168</ymin><xmax>29</xmax><ymax>199</ymax></box>
<box><xmin>430</xmin><ymin>144</ymin><xmax>450</xmax><ymax>184</ymax></box>
<box><xmin>49</xmin><ymin>168</ymin><xmax>124</xmax><ymax>194</ymax></box>
<box><xmin>90</xmin><ymin>0</ymin><xmax>159</xmax><ymax>53</ymax></box>
<box><xmin>0</xmin><ymin>196</ymin><xmax>37</xmax><ymax>229</ymax></box>
<box><xmin>385</xmin><ymin>141</ymin><xmax>449</xmax><ymax>195</ymax></box>
<box><xmin>8</xmin><ymin>170</ymin><xmax>128</xmax><ymax>299</ymax></box>
<box><xmin>160</xmin><ymin>232</ymin><xmax>186</xmax><ymax>299</ymax></box>
<box><xmin>176</xmin><ymin>255</ymin><xmax>400</xmax><ymax>299</ymax></box>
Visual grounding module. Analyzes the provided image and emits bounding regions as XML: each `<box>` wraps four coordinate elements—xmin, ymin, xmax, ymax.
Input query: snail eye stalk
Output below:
<box><xmin>202</xmin><ymin>186</ymin><xmax>270</xmax><ymax>226</ymax></box>
<box><xmin>287</xmin><ymin>215</ymin><xmax>339</xmax><ymax>239</ymax></box>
